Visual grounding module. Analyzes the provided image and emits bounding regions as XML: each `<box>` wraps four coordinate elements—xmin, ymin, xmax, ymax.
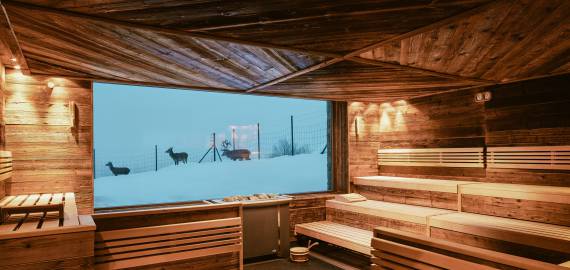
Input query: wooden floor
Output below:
<box><xmin>245</xmin><ymin>258</ymin><xmax>342</xmax><ymax>270</ymax></box>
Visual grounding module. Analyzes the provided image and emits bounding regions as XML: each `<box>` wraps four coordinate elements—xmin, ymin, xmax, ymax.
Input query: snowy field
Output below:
<box><xmin>94</xmin><ymin>153</ymin><xmax>328</xmax><ymax>208</ymax></box>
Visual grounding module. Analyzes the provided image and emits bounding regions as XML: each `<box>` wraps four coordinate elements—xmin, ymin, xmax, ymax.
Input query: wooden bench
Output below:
<box><xmin>460</xmin><ymin>182</ymin><xmax>570</xmax><ymax>226</ymax></box>
<box><xmin>326</xmin><ymin>199</ymin><xmax>454</xmax><ymax>235</ymax></box>
<box><xmin>93</xmin><ymin>202</ymin><xmax>243</xmax><ymax>270</ymax></box>
<box><xmin>0</xmin><ymin>193</ymin><xmax>95</xmax><ymax>269</ymax></box>
<box><xmin>488</xmin><ymin>146</ymin><xmax>570</xmax><ymax>170</ymax></box>
<box><xmin>295</xmin><ymin>221</ymin><xmax>372</xmax><ymax>255</ymax></box>
<box><xmin>429</xmin><ymin>212</ymin><xmax>570</xmax><ymax>264</ymax></box>
<box><xmin>354</xmin><ymin>176</ymin><xmax>476</xmax><ymax>210</ymax></box>
<box><xmin>372</xmin><ymin>226</ymin><xmax>569</xmax><ymax>270</ymax></box>
<box><xmin>378</xmin><ymin>147</ymin><xmax>484</xmax><ymax>168</ymax></box>
<box><xmin>0</xmin><ymin>150</ymin><xmax>12</xmax><ymax>183</ymax></box>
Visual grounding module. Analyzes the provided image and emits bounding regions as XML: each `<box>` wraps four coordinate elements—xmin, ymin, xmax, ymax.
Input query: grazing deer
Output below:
<box><xmin>105</xmin><ymin>162</ymin><xmax>130</xmax><ymax>176</ymax></box>
<box><xmin>222</xmin><ymin>149</ymin><xmax>251</xmax><ymax>161</ymax></box>
<box><xmin>166</xmin><ymin>147</ymin><xmax>188</xmax><ymax>165</ymax></box>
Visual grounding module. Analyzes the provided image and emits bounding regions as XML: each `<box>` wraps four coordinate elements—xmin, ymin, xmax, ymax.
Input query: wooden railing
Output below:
<box><xmin>488</xmin><ymin>146</ymin><xmax>570</xmax><ymax>170</ymax></box>
<box><xmin>378</xmin><ymin>148</ymin><xmax>484</xmax><ymax>168</ymax></box>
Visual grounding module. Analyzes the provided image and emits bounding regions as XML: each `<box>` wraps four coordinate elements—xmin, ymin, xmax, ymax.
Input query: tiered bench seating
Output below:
<box><xmin>430</xmin><ymin>212</ymin><xmax>570</xmax><ymax>264</ymax></box>
<box><xmin>326</xmin><ymin>199</ymin><xmax>454</xmax><ymax>235</ymax></box>
<box><xmin>372</xmin><ymin>226</ymin><xmax>569</xmax><ymax>270</ymax></box>
<box><xmin>295</xmin><ymin>221</ymin><xmax>373</xmax><ymax>255</ymax></box>
<box><xmin>354</xmin><ymin>175</ymin><xmax>476</xmax><ymax>210</ymax></box>
<box><xmin>0</xmin><ymin>193</ymin><xmax>95</xmax><ymax>269</ymax></box>
<box><xmin>460</xmin><ymin>183</ymin><xmax>570</xmax><ymax>226</ymax></box>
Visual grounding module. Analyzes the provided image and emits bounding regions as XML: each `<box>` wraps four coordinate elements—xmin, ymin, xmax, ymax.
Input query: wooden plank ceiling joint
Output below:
<box><xmin>246</xmin><ymin>0</ymin><xmax>501</xmax><ymax>93</ymax></box>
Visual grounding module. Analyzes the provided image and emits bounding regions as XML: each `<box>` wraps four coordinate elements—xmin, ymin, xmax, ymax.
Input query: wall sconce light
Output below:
<box><xmin>475</xmin><ymin>91</ymin><xmax>492</xmax><ymax>103</ymax></box>
<box><xmin>47</xmin><ymin>81</ymin><xmax>56</xmax><ymax>89</ymax></box>
<box><xmin>10</xmin><ymin>58</ymin><xmax>17</xmax><ymax>63</ymax></box>
<box><xmin>14</xmin><ymin>65</ymin><xmax>21</xmax><ymax>70</ymax></box>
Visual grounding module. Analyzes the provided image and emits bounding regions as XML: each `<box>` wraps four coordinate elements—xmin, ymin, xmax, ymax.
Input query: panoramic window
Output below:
<box><xmin>93</xmin><ymin>83</ymin><xmax>330</xmax><ymax>208</ymax></box>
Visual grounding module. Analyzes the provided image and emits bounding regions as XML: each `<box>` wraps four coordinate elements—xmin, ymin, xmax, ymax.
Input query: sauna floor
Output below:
<box><xmin>244</xmin><ymin>258</ymin><xmax>342</xmax><ymax>270</ymax></box>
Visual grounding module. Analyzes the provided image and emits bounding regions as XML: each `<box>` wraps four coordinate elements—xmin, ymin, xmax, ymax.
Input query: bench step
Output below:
<box><xmin>295</xmin><ymin>221</ymin><xmax>372</xmax><ymax>255</ymax></box>
<box><xmin>430</xmin><ymin>212</ymin><xmax>570</xmax><ymax>254</ymax></box>
<box><xmin>354</xmin><ymin>175</ymin><xmax>475</xmax><ymax>193</ymax></box>
<box><xmin>327</xmin><ymin>199</ymin><xmax>454</xmax><ymax>225</ymax></box>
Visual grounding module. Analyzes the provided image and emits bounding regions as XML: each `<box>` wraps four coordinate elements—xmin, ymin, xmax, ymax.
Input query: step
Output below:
<box><xmin>294</xmin><ymin>221</ymin><xmax>372</xmax><ymax>255</ymax></box>
<box><xmin>354</xmin><ymin>176</ymin><xmax>475</xmax><ymax>193</ymax></box>
<box><xmin>353</xmin><ymin>176</ymin><xmax>477</xmax><ymax>210</ymax></box>
<box><xmin>326</xmin><ymin>199</ymin><xmax>454</xmax><ymax>235</ymax></box>
<box><xmin>430</xmin><ymin>212</ymin><xmax>570</xmax><ymax>256</ymax></box>
<box><xmin>460</xmin><ymin>183</ymin><xmax>570</xmax><ymax>226</ymax></box>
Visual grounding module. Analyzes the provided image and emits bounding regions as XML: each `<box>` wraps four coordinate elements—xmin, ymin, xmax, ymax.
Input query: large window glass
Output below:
<box><xmin>93</xmin><ymin>83</ymin><xmax>330</xmax><ymax>208</ymax></box>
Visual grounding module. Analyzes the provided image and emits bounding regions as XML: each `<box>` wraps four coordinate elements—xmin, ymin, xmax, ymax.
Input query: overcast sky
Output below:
<box><xmin>93</xmin><ymin>82</ymin><xmax>327</xmax><ymax>158</ymax></box>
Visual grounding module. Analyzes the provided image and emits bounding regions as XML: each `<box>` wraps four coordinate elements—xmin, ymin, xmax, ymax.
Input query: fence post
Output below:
<box><xmin>213</xmin><ymin>133</ymin><xmax>217</xmax><ymax>162</ymax></box>
<box><xmin>257</xmin><ymin>123</ymin><xmax>261</xmax><ymax>159</ymax></box>
<box><xmin>155</xmin><ymin>145</ymin><xmax>158</xmax><ymax>171</ymax></box>
<box><xmin>232</xmin><ymin>128</ymin><xmax>236</xmax><ymax>150</ymax></box>
<box><xmin>290</xmin><ymin>115</ymin><xmax>295</xmax><ymax>156</ymax></box>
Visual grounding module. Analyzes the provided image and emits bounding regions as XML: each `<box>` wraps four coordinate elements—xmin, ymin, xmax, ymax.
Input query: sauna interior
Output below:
<box><xmin>0</xmin><ymin>0</ymin><xmax>569</xmax><ymax>269</ymax></box>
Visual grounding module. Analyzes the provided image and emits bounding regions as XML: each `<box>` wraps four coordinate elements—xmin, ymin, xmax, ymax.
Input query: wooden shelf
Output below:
<box><xmin>327</xmin><ymin>199</ymin><xmax>453</xmax><ymax>225</ymax></box>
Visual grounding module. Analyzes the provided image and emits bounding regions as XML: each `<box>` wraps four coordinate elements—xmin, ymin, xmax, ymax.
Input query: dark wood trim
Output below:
<box><xmin>330</xmin><ymin>101</ymin><xmax>348</xmax><ymax>193</ymax></box>
<box><xmin>0</xmin><ymin>2</ymin><xmax>29</xmax><ymax>74</ymax></box>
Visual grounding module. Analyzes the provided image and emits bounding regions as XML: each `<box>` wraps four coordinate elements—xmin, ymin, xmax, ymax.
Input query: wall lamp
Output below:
<box><xmin>475</xmin><ymin>91</ymin><xmax>492</xmax><ymax>103</ymax></box>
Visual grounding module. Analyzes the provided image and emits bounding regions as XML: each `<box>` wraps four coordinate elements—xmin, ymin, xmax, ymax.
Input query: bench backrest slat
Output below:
<box><xmin>488</xmin><ymin>146</ymin><xmax>570</xmax><ymax>170</ymax></box>
<box><xmin>378</xmin><ymin>148</ymin><xmax>484</xmax><ymax>168</ymax></box>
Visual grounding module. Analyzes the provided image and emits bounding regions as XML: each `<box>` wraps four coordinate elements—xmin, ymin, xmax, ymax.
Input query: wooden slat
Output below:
<box><xmin>354</xmin><ymin>176</ymin><xmax>475</xmax><ymax>193</ymax></box>
<box><xmin>378</xmin><ymin>148</ymin><xmax>484</xmax><ymax>168</ymax></box>
<box><xmin>95</xmin><ymin>244</ymin><xmax>241</xmax><ymax>270</ymax></box>
<box><xmin>488</xmin><ymin>146</ymin><xmax>570</xmax><ymax>170</ymax></box>
<box><xmin>63</xmin><ymin>192</ymin><xmax>79</xmax><ymax>226</ymax></box>
<box><xmin>17</xmin><ymin>193</ymin><xmax>52</xmax><ymax>232</ymax></box>
<box><xmin>42</xmin><ymin>193</ymin><xmax>62</xmax><ymax>229</ymax></box>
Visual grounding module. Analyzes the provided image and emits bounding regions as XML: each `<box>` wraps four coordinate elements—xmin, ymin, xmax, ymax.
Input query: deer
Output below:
<box><xmin>166</xmin><ymin>147</ymin><xmax>188</xmax><ymax>165</ymax></box>
<box><xmin>222</xmin><ymin>149</ymin><xmax>251</xmax><ymax>161</ymax></box>
<box><xmin>105</xmin><ymin>162</ymin><xmax>130</xmax><ymax>176</ymax></box>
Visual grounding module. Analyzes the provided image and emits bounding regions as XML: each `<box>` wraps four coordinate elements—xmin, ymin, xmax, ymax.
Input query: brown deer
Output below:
<box><xmin>166</xmin><ymin>147</ymin><xmax>188</xmax><ymax>165</ymax></box>
<box><xmin>105</xmin><ymin>162</ymin><xmax>130</xmax><ymax>176</ymax></box>
<box><xmin>222</xmin><ymin>149</ymin><xmax>251</xmax><ymax>161</ymax></box>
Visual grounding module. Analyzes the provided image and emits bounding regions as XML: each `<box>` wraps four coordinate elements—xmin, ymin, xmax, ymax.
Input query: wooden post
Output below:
<box><xmin>93</xmin><ymin>148</ymin><xmax>96</xmax><ymax>179</ymax></box>
<box><xmin>257</xmin><ymin>123</ymin><xmax>261</xmax><ymax>160</ymax></box>
<box><xmin>155</xmin><ymin>145</ymin><xmax>158</xmax><ymax>171</ymax></box>
<box><xmin>290</xmin><ymin>115</ymin><xmax>294</xmax><ymax>156</ymax></box>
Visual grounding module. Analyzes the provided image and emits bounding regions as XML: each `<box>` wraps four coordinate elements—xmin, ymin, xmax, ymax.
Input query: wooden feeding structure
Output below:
<box><xmin>0</xmin><ymin>0</ymin><xmax>569</xmax><ymax>269</ymax></box>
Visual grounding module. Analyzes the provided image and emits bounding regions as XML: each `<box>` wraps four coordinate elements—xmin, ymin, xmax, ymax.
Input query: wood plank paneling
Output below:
<box><xmin>361</xmin><ymin>0</ymin><xmax>570</xmax><ymax>82</ymax></box>
<box><xmin>3</xmin><ymin>69</ymin><xmax>93</xmax><ymax>214</ymax></box>
<box><xmin>348</xmin><ymin>73</ymin><xmax>570</xmax><ymax>187</ymax></box>
<box><xmin>289</xmin><ymin>193</ymin><xmax>334</xmax><ymax>241</ymax></box>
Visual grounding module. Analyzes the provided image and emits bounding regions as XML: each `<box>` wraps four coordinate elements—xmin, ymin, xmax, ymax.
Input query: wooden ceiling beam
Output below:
<box><xmin>1</xmin><ymin>0</ymin><xmax>340</xmax><ymax>59</ymax></box>
<box><xmin>0</xmin><ymin>1</ymin><xmax>29</xmax><ymax>74</ymax></box>
<box><xmin>246</xmin><ymin>0</ymin><xmax>499</xmax><ymax>92</ymax></box>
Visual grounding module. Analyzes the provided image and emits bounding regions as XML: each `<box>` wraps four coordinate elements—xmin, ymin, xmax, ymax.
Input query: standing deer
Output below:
<box><xmin>105</xmin><ymin>162</ymin><xmax>130</xmax><ymax>176</ymax></box>
<box><xmin>166</xmin><ymin>147</ymin><xmax>188</xmax><ymax>165</ymax></box>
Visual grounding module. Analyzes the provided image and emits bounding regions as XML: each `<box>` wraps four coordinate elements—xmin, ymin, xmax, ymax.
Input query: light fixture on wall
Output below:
<box><xmin>10</xmin><ymin>58</ymin><xmax>17</xmax><ymax>63</ymax></box>
<box><xmin>475</xmin><ymin>91</ymin><xmax>492</xmax><ymax>103</ymax></box>
<box><xmin>14</xmin><ymin>65</ymin><xmax>21</xmax><ymax>70</ymax></box>
<box><xmin>47</xmin><ymin>81</ymin><xmax>56</xmax><ymax>89</ymax></box>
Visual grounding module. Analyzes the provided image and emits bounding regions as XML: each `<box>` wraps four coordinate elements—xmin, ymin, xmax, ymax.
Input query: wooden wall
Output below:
<box><xmin>3</xmin><ymin>69</ymin><xmax>93</xmax><ymax>213</ymax></box>
<box><xmin>348</xmin><ymin>74</ymin><xmax>570</xmax><ymax>187</ymax></box>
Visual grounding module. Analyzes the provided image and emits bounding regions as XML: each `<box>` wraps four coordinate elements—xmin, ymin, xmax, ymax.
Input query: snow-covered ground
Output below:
<box><xmin>94</xmin><ymin>153</ymin><xmax>328</xmax><ymax>208</ymax></box>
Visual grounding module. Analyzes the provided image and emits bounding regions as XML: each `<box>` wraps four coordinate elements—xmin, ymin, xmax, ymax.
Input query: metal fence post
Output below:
<box><xmin>290</xmin><ymin>115</ymin><xmax>294</xmax><ymax>156</ymax></box>
<box><xmin>257</xmin><ymin>123</ymin><xmax>261</xmax><ymax>159</ymax></box>
<box><xmin>155</xmin><ymin>145</ymin><xmax>158</xmax><ymax>171</ymax></box>
<box><xmin>93</xmin><ymin>149</ymin><xmax>96</xmax><ymax>179</ymax></box>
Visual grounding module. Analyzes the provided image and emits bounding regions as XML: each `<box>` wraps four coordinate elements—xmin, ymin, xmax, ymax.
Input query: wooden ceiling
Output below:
<box><xmin>0</xmin><ymin>0</ymin><xmax>568</xmax><ymax>102</ymax></box>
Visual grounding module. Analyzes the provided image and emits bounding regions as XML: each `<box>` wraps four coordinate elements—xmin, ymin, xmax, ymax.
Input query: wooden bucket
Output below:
<box><xmin>290</xmin><ymin>240</ymin><xmax>319</xmax><ymax>262</ymax></box>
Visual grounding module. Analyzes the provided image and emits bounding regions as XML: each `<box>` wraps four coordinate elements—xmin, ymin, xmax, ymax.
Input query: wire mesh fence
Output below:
<box><xmin>94</xmin><ymin>112</ymin><xmax>328</xmax><ymax>179</ymax></box>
